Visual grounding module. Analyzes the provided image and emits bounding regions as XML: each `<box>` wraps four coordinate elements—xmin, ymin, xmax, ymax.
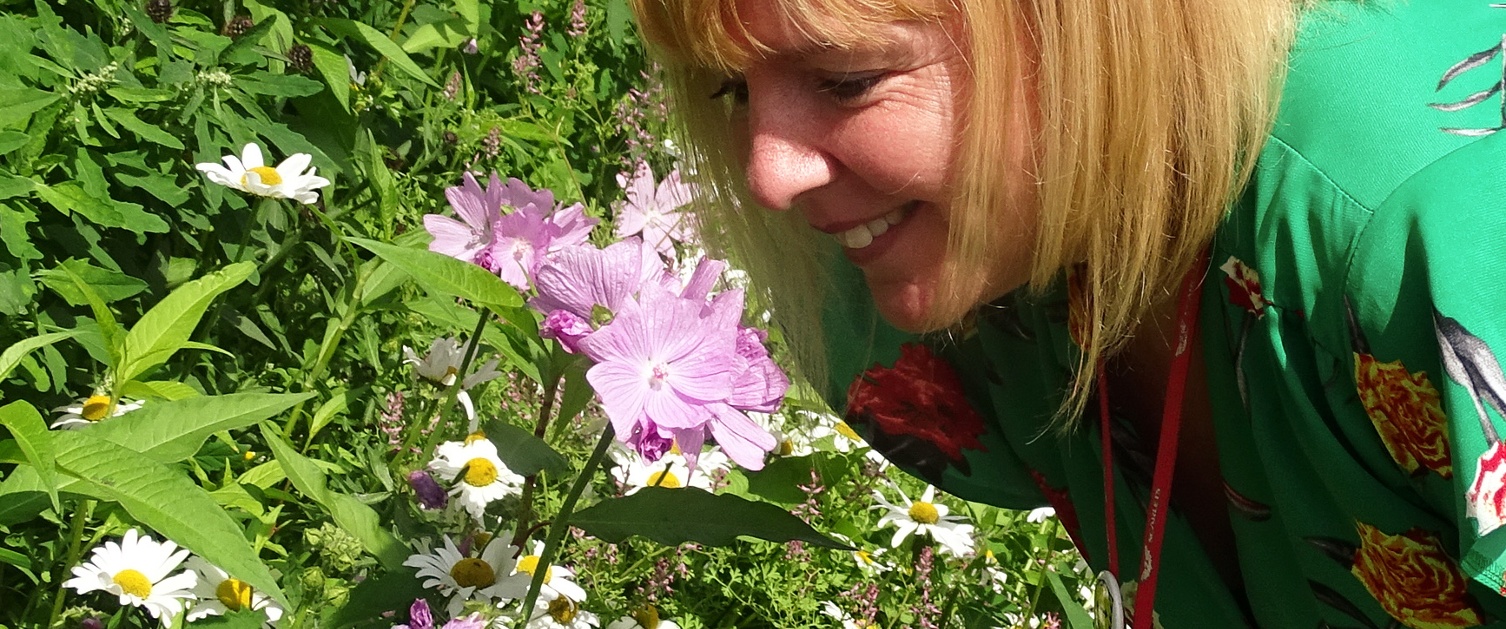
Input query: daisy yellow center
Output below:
<box><xmin>648</xmin><ymin>469</ymin><xmax>682</xmax><ymax>489</ymax></box>
<box><xmin>909</xmin><ymin>501</ymin><xmax>940</xmax><ymax>525</ymax></box>
<box><xmin>81</xmin><ymin>395</ymin><xmax>112</xmax><ymax>421</ymax></box>
<box><xmin>463</xmin><ymin>457</ymin><xmax>498</xmax><ymax>486</ymax></box>
<box><xmin>548</xmin><ymin>597</ymin><xmax>578</xmax><ymax>623</ymax></box>
<box><xmin>112</xmin><ymin>569</ymin><xmax>152</xmax><ymax>599</ymax></box>
<box><xmin>215</xmin><ymin>578</ymin><xmax>254</xmax><ymax>611</ymax></box>
<box><xmin>779</xmin><ymin>439</ymin><xmax>795</xmax><ymax>456</ymax></box>
<box><xmin>835</xmin><ymin>421</ymin><xmax>861</xmax><ymax>441</ymax></box>
<box><xmin>516</xmin><ymin>555</ymin><xmax>554</xmax><ymax>582</ymax></box>
<box><xmin>632</xmin><ymin>606</ymin><xmax>660</xmax><ymax>628</ymax></box>
<box><xmin>450</xmin><ymin>558</ymin><xmax>496</xmax><ymax>588</ymax></box>
<box><xmin>242</xmin><ymin>166</ymin><xmax>282</xmax><ymax>186</ymax></box>
<box><xmin>856</xmin><ymin>550</ymin><xmax>875</xmax><ymax>565</ymax></box>
<box><xmin>464</xmin><ymin>430</ymin><xmax>488</xmax><ymax>445</ymax></box>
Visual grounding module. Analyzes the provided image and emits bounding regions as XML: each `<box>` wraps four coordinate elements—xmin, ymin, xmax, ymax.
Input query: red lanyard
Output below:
<box><xmin>1098</xmin><ymin>252</ymin><xmax>1207</xmax><ymax>629</ymax></box>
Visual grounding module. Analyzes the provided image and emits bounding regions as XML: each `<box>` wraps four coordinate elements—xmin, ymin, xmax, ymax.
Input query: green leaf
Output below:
<box><xmin>119</xmin><ymin>380</ymin><xmax>201</xmax><ymax>401</ymax></box>
<box><xmin>239</xmin><ymin>72</ymin><xmax>324</xmax><ymax>98</ymax></box>
<box><xmin>0</xmin><ymin>173</ymin><xmax>33</xmax><ymax>199</ymax></box>
<box><xmin>350</xmin><ymin>238</ymin><xmax>522</xmax><ymax>310</ymax></box>
<box><xmin>0</xmin><ymin>330</ymin><xmax>81</xmax><ymax>382</ymax></box>
<box><xmin>307</xmin><ymin>389</ymin><xmax>349</xmax><ymax>442</ymax></box>
<box><xmin>0</xmin><ymin>130</ymin><xmax>29</xmax><ymax>154</ymax></box>
<box><xmin>260</xmin><ymin>425</ymin><xmax>408</xmax><ymax>570</ymax></box>
<box><xmin>88</xmin><ymin>393</ymin><xmax>313</xmax><ymax>464</ymax></box>
<box><xmin>317</xmin><ymin>19</ymin><xmax>439</xmax><ymax>88</ymax></box>
<box><xmin>572</xmin><ymin>487</ymin><xmax>851</xmax><ymax>549</ymax></box>
<box><xmin>37</xmin><ymin>258</ymin><xmax>148</xmax><ymax>304</ymax></box>
<box><xmin>0</xmin><ymin>401</ymin><xmax>60</xmax><ymax>512</ymax></box>
<box><xmin>33</xmin><ymin>180</ymin><xmax>121</xmax><ymax>223</ymax></box>
<box><xmin>324</xmin><ymin>567</ymin><xmax>424</xmax><ymax>628</ymax></box>
<box><xmin>480</xmin><ymin>418</ymin><xmax>568</xmax><ymax>477</ymax></box>
<box><xmin>1045</xmin><ymin>569</ymin><xmax>1095</xmax><ymax>629</ymax></box>
<box><xmin>51</xmin><ymin>430</ymin><xmax>287</xmax><ymax>608</ymax></box>
<box><xmin>220</xmin><ymin>14</ymin><xmax>281</xmax><ymax>62</ymax></box>
<box><xmin>119</xmin><ymin>262</ymin><xmax>254</xmax><ymax>382</ymax></box>
<box><xmin>0</xmin><ymin>438</ymin><xmax>23</xmax><ymax>464</ymax></box>
<box><xmin>105</xmin><ymin>87</ymin><xmax>176</xmax><ymax>103</ymax></box>
<box><xmin>307</xmin><ymin>42</ymin><xmax>350</xmax><ymax>113</ymax></box>
<box><xmin>400</xmin><ymin>20</ymin><xmax>469</xmax><ymax>55</ymax></box>
<box><xmin>42</xmin><ymin>263</ymin><xmax>123</xmax><ymax>368</ymax></box>
<box><xmin>0</xmin><ymin>88</ymin><xmax>60</xmax><ymax>128</ymax></box>
<box><xmin>99</xmin><ymin>109</ymin><xmax>184</xmax><ymax>150</ymax></box>
<box><xmin>116</xmin><ymin>172</ymin><xmax>190</xmax><ymax>206</ymax></box>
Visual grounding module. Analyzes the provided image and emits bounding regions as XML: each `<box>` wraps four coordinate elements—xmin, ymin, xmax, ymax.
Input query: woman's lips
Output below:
<box><xmin>836</xmin><ymin>202</ymin><xmax>918</xmax><ymax>266</ymax></box>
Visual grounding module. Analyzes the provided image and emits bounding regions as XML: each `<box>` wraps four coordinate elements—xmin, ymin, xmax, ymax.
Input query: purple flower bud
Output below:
<box><xmin>408</xmin><ymin>598</ymin><xmax>434</xmax><ymax>629</ymax></box>
<box><xmin>407</xmin><ymin>470</ymin><xmax>448</xmax><ymax>510</ymax></box>
<box><xmin>462</xmin><ymin>38</ymin><xmax>479</xmax><ymax>55</ymax></box>
<box><xmin>541</xmin><ymin>310</ymin><xmax>592</xmax><ymax>353</ymax></box>
<box><xmin>80</xmin><ymin>618</ymin><xmax>104</xmax><ymax>629</ymax></box>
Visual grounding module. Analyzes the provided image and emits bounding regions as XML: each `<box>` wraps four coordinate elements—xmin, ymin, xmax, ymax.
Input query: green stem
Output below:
<box><xmin>511</xmin><ymin>371</ymin><xmax>562</xmax><ymax>543</ymax></box>
<box><xmin>48</xmin><ymin>500</ymin><xmax>94</xmax><ymax>628</ymax></box>
<box><xmin>413</xmin><ymin>309</ymin><xmax>492</xmax><ymax>458</ymax></box>
<box><xmin>371</xmin><ymin>0</ymin><xmax>418</xmax><ymax>82</ymax></box>
<box><xmin>282</xmin><ymin>265</ymin><xmax>370</xmax><ymax>440</ymax></box>
<box><xmin>1022</xmin><ymin>518</ymin><xmax>1062</xmax><ymax>623</ymax></box>
<box><xmin>514</xmin><ymin>424</ymin><xmax>615</xmax><ymax>628</ymax></box>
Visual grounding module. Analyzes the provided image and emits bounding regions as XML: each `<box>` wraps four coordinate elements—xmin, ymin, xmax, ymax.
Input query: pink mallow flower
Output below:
<box><xmin>531</xmin><ymin>239</ymin><xmax>664</xmax><ymax>352</ymax></box>
<box><xmin>614</xmin><ymin>162</ymin><xmax>695</xmax><ymax>258</ymax></box>
<box><xmin>424</xmin><ymin>174</ymin><xmax>597</xmax><ymax>290</ymax></box>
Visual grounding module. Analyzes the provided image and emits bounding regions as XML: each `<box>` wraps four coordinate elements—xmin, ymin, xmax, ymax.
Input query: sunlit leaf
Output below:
<box><xmin>0</xmin><ymin>401</ymin><xmax>59</xmax><ymax>512</ymax></box>
<box><xmin>119</xmin><ymin>262</ymin><xmax>254</xmax><ymax>381</ymax></box>
<box><xmin>0</xmin><ymin>329</ymin><xmax>81</xmax><ymax>382</ymax></box>
<box><xmin>350</xmin><ymin>237</ymin><xmax>522</xmax><ymax>310</ymax></box>
<box><xmin>318</xmin><ymin>19</ymin><xmax>440</xmax><ymax>88</ymax></box>
<box><xmin>87</xmin><ymin>393</ymin><xmax>312</xmax><ymax>464</ymax></box>
<box><xmin>36</xmin><ymin>258</ymin><xmax>148</xmax><ymax>304</ymax></box>
<box><xmin>572</xmin><ymin>487</ymin><xmax>850</xmax><ymax>549</ymax></box>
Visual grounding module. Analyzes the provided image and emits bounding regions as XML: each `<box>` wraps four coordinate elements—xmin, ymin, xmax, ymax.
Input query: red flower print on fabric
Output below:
<box><xmin>1468</xmin><ymin>441</ymin><xmax>1506</xmax><ymax>536</ymax></box>
<box><xmin>1218</xmin><ymin>256</ymin><xmax>1269</xmax><ymax>318</ymax></box>
<box><xmin>1353</xmin><ymin>353</ymin><xmax>1453</xmax><ymax>479</ymax></box>
<box><xmin>1350</xmin><ymin>522</ymin><xmax>1483</xmax><ymax>629</ymax></box>
<box><xmin>845</xmin><ymin>343</ymin><xmax>987</xmax><ymax>463</ymax></box>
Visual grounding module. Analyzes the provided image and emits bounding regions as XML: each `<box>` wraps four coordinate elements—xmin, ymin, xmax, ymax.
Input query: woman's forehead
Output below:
<box><xmin>637</xmin><ymin>0</ymin><xmax>944</xmax><ymax>72</ymax></box>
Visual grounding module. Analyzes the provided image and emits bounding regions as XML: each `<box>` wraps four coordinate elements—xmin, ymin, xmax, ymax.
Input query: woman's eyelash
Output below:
<box><xmin>819</xmin><ymin>73</ymin><xmax>886</xmax><ymax>102</ymax></box>
<box><xmin>709</xmin><ymin>79</ymin><xmax>748</xmax><ymax>103</ymax></box>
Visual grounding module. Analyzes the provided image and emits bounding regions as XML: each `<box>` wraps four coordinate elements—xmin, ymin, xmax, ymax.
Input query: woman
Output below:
<box><xmin>630</xmin><ymin>0</ymin><xmax>1506</xmax><ymax>626</ymax></box>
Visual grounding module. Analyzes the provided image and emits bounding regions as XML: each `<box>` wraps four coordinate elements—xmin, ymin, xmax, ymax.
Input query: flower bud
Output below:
<box><xmin>407</xmin><ymin>470</ymin><xmax>448</xmax><ymax>510</ymax></box>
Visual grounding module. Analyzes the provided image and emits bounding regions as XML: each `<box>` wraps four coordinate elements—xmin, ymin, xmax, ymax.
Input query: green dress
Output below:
<box><xmin>821</xmin><ymin>1</ymin><xmax>1506</xmax><ymax>626</ymax></box>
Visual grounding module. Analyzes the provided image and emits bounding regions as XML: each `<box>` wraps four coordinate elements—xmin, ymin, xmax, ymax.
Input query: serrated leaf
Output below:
<box><xmin>0</xmin><ymin>88</ymin><xmax>60</xmax><ymax>128</ymax></box>
<box><xmin>99</xmin><ymin>109</ymin><xmax>184</xmax><ymax>150</ymax></box>
<box><xmin>318</xmin><ymin>19</ymin><xmax>439</xmax><ymax>88</ymax></box>
<box><xmin>87</xmin><ymin>393</ymin><xmax>313</xmax><ymax>464</ymax></box>
<box><xmin>481</xmin><ymin>418</ymin><xmax>568</xmax><ymax>477</ymax></box>
<box><xmin>119</xmin><ymin>262</ymin><xmax>254</xmax><ymax>381</ymax></box>
<box><xmin>33</xmin><ymin>180</ymin><xmax>122</xmax><ymax>224</ymax></box>
<box><xmin>0</xmin><ymin>130</ymin><xmax>29</xmax><ymax>154</ymax></box>
<box><xmin>0</xmin><ymin>173</ymin><xmax>33</xmax><ymax>199</ymax></box>
<box><xmin>0</xmin><ymin>401</ymin><xmax>60</xmax><ymax>512</ymax></box>
<box><xmin>572</xmin><ymin>487</ymin><xmax>850</xmax><ymax>549</ymax></box>
<box><xmin>51</xmin><ymin>430</ymin><xmax>286</xmax><ymax>607</ymax></box>
<box><xmin>116</xmin><ymin>172</ymin><xmax>190</xmax><ymax>206</ymax></box>
<box><xmin>260</xmin><ymin>425</ymin><xmax>408</xmax><ymax>569</ymax></box>
<box><xmin>37</xmin><ymin>258</ymin><xmax>148</xmax><ymax>304</ymax></box>
<box><xmin>0</xmin><ymin>329</ymin><xmax>81</xmax><ymax>381</ymax></box>
<box><xmin>350</xmin><ymin>238</ymin><xmax>522</xmax><ymax>309</ymax></box>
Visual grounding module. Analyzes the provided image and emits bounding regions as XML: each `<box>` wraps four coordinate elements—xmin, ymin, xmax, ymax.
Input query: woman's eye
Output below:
<box><xmin>709</xmin><ymin>79</ymin><xmax>748</xmax><ymax>104</ymax></box>
<box><xmin>818</xmin><ymin>73</ymin><xmax>886</xmax><ymax>103</ymax></box>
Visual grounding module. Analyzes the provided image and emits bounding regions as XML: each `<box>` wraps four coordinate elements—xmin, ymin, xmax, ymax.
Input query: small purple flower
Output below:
<box><xmin>395</xmin><ymin>598</ymin><xmax>433</xmax><ymax>629</ymax></box>
<box><xmin>80</xmin><ymin>618</ymin><xmax>104</xmax><ymax>629</ymax></box>
<box><xmin>425</xmin><ymin>172</ymin><xmax>504</xmax><ymax>267</ymax></box>
<box><xmin>407</xmin><ymin>470</ymin><xmax>448</xmax><ymax>510</ymax></box>
<box><xmin>462</xmin><ymin>38</ymin><xmax>479</xmax><ymax>55</ymax></box>
<box><xmin>614</xmin><ymin>163</ymin><xmax>695</xmax><ymax>258</ymax></box>
<box><xmin>425</xmin><ymin>174</ymin><xmax>598</xmax><ymax>290</ymax></box>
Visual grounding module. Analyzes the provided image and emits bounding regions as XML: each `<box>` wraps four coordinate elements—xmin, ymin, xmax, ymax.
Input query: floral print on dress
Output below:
<box><xmin>1434</xmin><ymin>311</ymin><xmax>1506</xmax><ymax>536</ymax></box>
<box><xmin>845</xmin><ymin>343</ymin><xmax>987</xmax><ymax>484</ymax></box>
<box><xmin>1428</xmin><ymin>15</ymin><xmax>1506</xmax><ymax>137</ymax></box>
<box><xmin>1353</xmin><ymin>353</ymin><xmax>1454</xmax><ymax>479</ymax></box>
<box><xmin>1218</xmin><ymin>256</ymin><xmax>1269</xmax><ymax>318</ymax></box>
<box><xmin>1350</xmin><ymin>522</ymin><xmax>1485</xmax><ymax>629</ymax></box>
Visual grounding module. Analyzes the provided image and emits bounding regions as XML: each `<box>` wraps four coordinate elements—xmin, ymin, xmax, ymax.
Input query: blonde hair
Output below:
<box><xmin>631</xmin><ymin>0</ymin><xmax>1300</xmax><ymax>425</ymax></box>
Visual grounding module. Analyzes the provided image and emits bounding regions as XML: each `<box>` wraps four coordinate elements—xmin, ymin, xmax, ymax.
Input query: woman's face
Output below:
<box><xmin>725</xmin><ymin>3</ymin><xmax>1038</xmax><ymax>331</ymax></box>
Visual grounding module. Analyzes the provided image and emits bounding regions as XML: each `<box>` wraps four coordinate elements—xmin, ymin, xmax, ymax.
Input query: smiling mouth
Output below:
<box><xmin>834</xmin><ymin>202</ymin><xmax>916</xmax><ymax>249</ymax></box>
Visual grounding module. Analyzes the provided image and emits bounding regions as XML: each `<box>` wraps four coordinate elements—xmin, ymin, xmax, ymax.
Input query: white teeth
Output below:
<box><xmin>836</xmin><ymin>205</ymin><xmax>912</xmax><ymax>250</ymax></box>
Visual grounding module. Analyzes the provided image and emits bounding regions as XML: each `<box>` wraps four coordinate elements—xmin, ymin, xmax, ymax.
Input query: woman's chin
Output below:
<box><xmin>867</xmin><ymin>278</ymin><xmax>940</xmax><ymax>333</ymax></box>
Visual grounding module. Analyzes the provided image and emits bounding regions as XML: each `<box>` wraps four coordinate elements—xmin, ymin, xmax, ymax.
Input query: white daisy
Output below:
<box><xmin>829</xmin><ymin>533</ymin><xmax>889</xmax><ymax>575</ymax></box>
<box><xmin>62</xmin><ymin>529</ymin><xmax>197</xmax><ymax>627</ymax></box>
<box><xmin>799</xmin><ymin>410</ymin><xmax>866</xmax><ymax>453</ymax></box>
<box><xmin>820</xmin><ymin>601</ymin><xmax>878</xmax><ymax>629</ymax></box>
<box><xmin>404</xmin><ymin>534</ymin><xmax>529</xmax><ymax>617</ymax></box>
<box><xmin>872</xmin><ymin>485</ymin><xmax>975</xmax><ymax>558</ymax></box>
<box><xmin>606</xmin><ymin>606</ymin><xmax>682</xmax><ymax>629</ymax></box>
<box><xmin>526</xmin><ymin>592</ymin><xmax>599</xmax><ymax>629</ymax></box>
<box><xmin>610</xmin><ymin>449</ymin><xmax>713</xmax><ymax>495</ymax></box>
<box><xmin>52</xmin><ymin>394</ymin><xmax>145</xmax><ymax>429</ymax></box>
<box><xmin>183</xmin><ymin>556</ymin><xmax>284</xmax><ymax>626</ymax></box>
<box><xmin>513</xmin><ymin>540</ymin><xmax>586</xmax><ymax>603</ymax></box>
<box><xmin>428</xmin><ymin>434</ymin><xmax>525</xmax><ymax>521</ymax></box>
<box><xmin>404</xmin><ymin>338</ymin><xmax>502</xmax><ymax>427</ymax></box>
<box><xmin>1026</xmin><ymin>506</ymin><xmax>1056</xmax><ymax>523</ymax></box>
<box><xmin>195</xmin><ymin>143</ymin><xmax>331</xmax><ymax>204</ymax></box>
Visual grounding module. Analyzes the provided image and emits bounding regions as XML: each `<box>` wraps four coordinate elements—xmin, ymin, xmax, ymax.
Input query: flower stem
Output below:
<box><xmin>1022</xmin><ymin>518</ymin><xmax>1062</xmax><ymax>623</ymax></box>
<box><xmin>511</xmin><ymin>370</ymin><xmax>563</xmax><ymax>543</ymax></box>
<box><xmin>515</xmin><ymin>424</ymin><xmax>615</xmax><ymax>628</ymax></box>
<box><xmin>48</xmin><ymin>499</ymin><xmax>93</xmax><ymax>628</ymax></box>
<box><xmin>414</xmin><ymin>308</ymin><xmax>492</xmax><ymax>459</ymax></box>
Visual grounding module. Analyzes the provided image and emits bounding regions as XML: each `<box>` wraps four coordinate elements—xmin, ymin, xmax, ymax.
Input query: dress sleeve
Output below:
<box><xmin>1345</xmin><ymin>130</ymin><xmax>1506</xmax><ymax>596</ymax></box>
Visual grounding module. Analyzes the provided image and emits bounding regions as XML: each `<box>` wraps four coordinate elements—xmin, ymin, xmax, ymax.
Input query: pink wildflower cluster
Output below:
<box><xmin>527</xmin><ymin>239</ymin><xmax>787</xmax><ymax>470</ymax></box>
<box><xmin>512</xmin><ymin>11</ymin><xmax>545</xmax><ymax>94</ymax></box>
<box><xmin>614</xmin><ymin>162</ymin><xmax>696</xmax><ymax>258</ymax></box>
<box><xmin>913</xmin><ymin>546</ymin><xmax>942</xmax><ymax>629</ymax></box>
<box><xmin>567</xmin><ymin>0</ymin><xmax>588</xmax><ymax>37</ymax></box>
<box><xmin>614</xmin><ymin>70</ymin><xmax>668</xmax><ymax>166</ymax></box>
<box><xmin>424</xmin><ymin>172</ymin><xmax>596</xmax><ymax>290</ymax></box>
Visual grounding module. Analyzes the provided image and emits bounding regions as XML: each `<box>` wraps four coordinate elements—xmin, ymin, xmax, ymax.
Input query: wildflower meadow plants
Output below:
<box><xmin>0</xmin><ymin>0</ymin><xmax>1090</xmax><ymax>627</ymax></box>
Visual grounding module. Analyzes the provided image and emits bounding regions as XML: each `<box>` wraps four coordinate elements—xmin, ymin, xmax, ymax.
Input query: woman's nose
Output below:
<box><xmin>743</xmin><ymin>92</ymin><xmax>834</xmax><ymax>212</ymax></box>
